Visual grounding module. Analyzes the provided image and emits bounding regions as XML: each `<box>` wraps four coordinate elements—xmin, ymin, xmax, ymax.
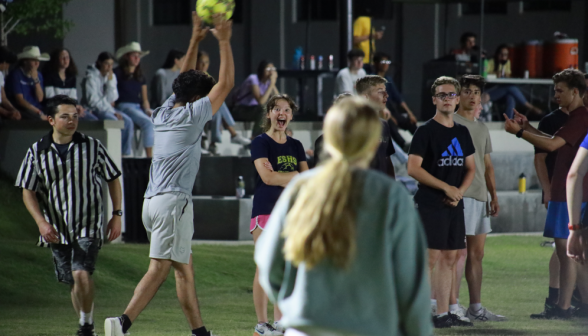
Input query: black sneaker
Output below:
<box><xmin>77</xmin><ymin>323</ymin><xmax>96</xmax><ymax>336</ymax></box>
<box><xmin>573</xmin><ymin>304</ymin><xmax>588</xmax><ymax>319</ymax></box>
<box><xmin>572</xmin><ymin>287</ymin><xmax>582</xmax><ymax>308</ymax></box>
<box><xmin>530</xmin><ymin>298</ymin><xmax>557</xmax><ymax>319</ymax></box>
<box><xmin>432</xmin><ymin>314</ymin><xmax>452</xmax><ymax>328</ymax></box>
<box><xmin>450</xmin><ymin>312</ymin><xmax>474</xmax><ymax>327</ymax></box>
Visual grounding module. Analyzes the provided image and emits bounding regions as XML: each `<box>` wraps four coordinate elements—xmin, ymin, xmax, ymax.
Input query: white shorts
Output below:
<box><xmin>142</xmin><ymin>192</ymin><xmax>193</xmax><ymax>264</ymax></box>
<box><xmin>463</xmin><ymin>197</ymin><xmax>492</xmax><ymax>236</ymax></box>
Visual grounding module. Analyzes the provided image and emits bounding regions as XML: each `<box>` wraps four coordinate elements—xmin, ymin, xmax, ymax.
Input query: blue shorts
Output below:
<box><xmin>544</xmin><ymin>202</ymin><xmax>588</xmax><ymax>239</ymax></box>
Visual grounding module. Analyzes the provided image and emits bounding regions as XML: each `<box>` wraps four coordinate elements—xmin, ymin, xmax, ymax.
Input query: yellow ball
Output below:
<box><xmin>196</xmin><ymin>0</ymin><xmax>235</xmax><ymax>24</ymax></box>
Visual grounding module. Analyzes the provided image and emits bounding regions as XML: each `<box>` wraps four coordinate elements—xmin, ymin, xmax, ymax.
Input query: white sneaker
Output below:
<box><xmin>451</xmin><ymin>308</ymin><xmax>471</xmax><ymax>323</ymax></box>
<box><xmin>466</xmin><ymin>306</ymin><xmax>508</xmax><ymax>322</ymax></box>
<box><xmin>273</xmin><ymin>321</ymin><xmax>285</xmax><ymax>334</ymax></box>
<box><xmin>254</xmin><ymin>322</ymin><xmax>283</xmax><ymax>335</ymax></box>
<box><xmin>231</xmin><ymin>134</ymin><xmax>251</xmax><ymax>146</ymax></box>
<box><xmin>431</xmin><ymin>303</ymin><xmax>437</xmax><ymax>316</ymax></box>
<box><xmin>201</xmin><ymin>148</ymin><xmax>210</xmax><ymax>155</ymax></box>
<box><xmin>458</xmin><ymin>304</ymin><xmax>468</xmax><ymax>316</ymax></box>
<box><xmin>104</xmin><ymin>317</ymin><xmax>125</xmax><ymax>336</ymax></box>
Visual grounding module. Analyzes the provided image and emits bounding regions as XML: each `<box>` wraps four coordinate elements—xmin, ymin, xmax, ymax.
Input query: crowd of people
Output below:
<box><xmin>10</xmin><ymin>9</ymin><xmax>588</xmax><ymax>336</ymax></box>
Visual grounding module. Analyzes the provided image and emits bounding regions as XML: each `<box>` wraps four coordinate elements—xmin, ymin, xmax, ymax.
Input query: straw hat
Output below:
<box><xmin>115</xmin><ymin>42</ymin><xmax>150</xmax><ymax>60</ymax></box>
<box><xmin>17</xmin><ymin>46</ymin><xmax>50</xmax><ymax>61</ymax></box>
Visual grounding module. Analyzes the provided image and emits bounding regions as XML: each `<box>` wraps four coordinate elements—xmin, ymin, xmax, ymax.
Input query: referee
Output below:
<box><xmin>16</xmin><ymin>95</ymin><xmax>123</xmax><ymax>336</ymax></box>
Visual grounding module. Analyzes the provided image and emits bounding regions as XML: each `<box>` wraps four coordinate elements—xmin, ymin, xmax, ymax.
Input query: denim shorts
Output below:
<box><xmin>51</xmin><ymin>238</ymin><xmax>100</xmax><ymax>285</ymax></box>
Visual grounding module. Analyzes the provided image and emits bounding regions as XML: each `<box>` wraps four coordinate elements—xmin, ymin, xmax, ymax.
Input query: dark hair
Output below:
<box><xmin>197</xmin><ymin>50</ymin><xmax>209</xmax><ymax>62</ymax></box>
<box><xmin>356</xmin><ymin>75</ymin><xmax>387</xmax><ymax>95</ymax></box>
<box><xmin>172</xmin><ymin>69</ymin><xmax>216</xmax><ymax>103</ymax></box>
<box><xmin>459</xmin><ymin>75</ymin><xmax>485</xmax><ymax>93</ymax></box>
<box><xmin>347</xmin><ymin>49</ymin><xmax>365</xmax><ymax>61</ymax></box>
<box><xmin>460</xmin><ymin>32</ymin><xmax>477</xmax><ymax>46</ymax></box>
<box><xmin>161</xmin><ymin>49</ymin><xmax>186</xmax><ymax>69</ymax></box>
<box><xmin>44</xmin><ymin>48</ymin><xmax>78</xmax><ymax>78</ymax></box>
<box><xmin>553</xmin><ymin>69</ymin><xmax>587</xmax><ymax>93</ymax></box>
<box><xmin>0</xmin><ymin>47</ymin><xmax>16</xmax><ymax>64</ymax></box>
<box><xmin>44</xmin><ymin>95</ymin><xmax>78</xmax><ymax>118</ymax></box>
<box><xmin>262</xmin><ymin>94</ymin><xmax>298</xmax><ymax>132</ymax></box>
<box><xmin>372</xmin><ymin>51</ymin><xmax>391</xmax><ymax>65</ymax></box>
<box><xmin>493</xmin><ymin>44</ymin><xmax>509</xmax><ymax>70</ymax></box>
<box><xmin>95</xmin><ymin>51</ymin><xmax>116</xmax><ymax>69</ymax></box>
<box><xmin>119</xmin><ymin>53</ymin><xmax>144</xmax><ymax>81</ymax></box>
<box><xmin>256</xmin><ymin>60</ymin><xmax>272</xmax><ymax>82</ymax></box>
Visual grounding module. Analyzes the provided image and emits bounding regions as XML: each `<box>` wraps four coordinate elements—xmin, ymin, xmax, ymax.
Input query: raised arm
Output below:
<box><xmin>252</xmin><ymin>71</ymin><xmax>277</xmax><ymax>105</ymax></box>
<box><xmin>504</xmin><ymin>116</ymin><xmax>566</xmax><ymax>152</ymax></box>
<box><xmin>207</xmin><ymin>15</ymin><xmax>234</xmax><ymax>114</ymax></box>
<box><xmin>181</xmin><ymin>12</ymin><xmax>209</xmax><ymax>74</ymax></box>
<box><xmin>407</xmin><ymin>154</ymin><xmax>463</xmax><ymax>202</ymax></box>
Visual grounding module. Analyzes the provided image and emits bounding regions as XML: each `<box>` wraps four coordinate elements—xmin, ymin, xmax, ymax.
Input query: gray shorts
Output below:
<box><xmin>463</xmin><ymin>197</ymin><xmax>492</xmax><ymax>236</ymax></box>
<box><xmin>142</xmin><ymin>192</ymin><xmax>193</xmax><ymax>264</ymax></box>
<box><xmin>51</xmin><ymin>238</ymin><xmax>100</xmax><ymax>285</ymax></box>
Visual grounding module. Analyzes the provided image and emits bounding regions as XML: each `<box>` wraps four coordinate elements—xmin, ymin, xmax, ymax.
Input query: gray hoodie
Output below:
<box><xmin>81</xmin><ymin>64</ymin><xmax>119</xmax><ymax>114</ymax></box>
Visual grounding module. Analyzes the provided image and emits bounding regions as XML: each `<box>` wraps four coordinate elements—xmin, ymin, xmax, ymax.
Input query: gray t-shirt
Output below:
<box><xmin>454</xmin><ymin>112</ymin><xmax>493</xmax><ymax>202</ymax></box>
<box><xmin>144</xmin><ymin>95</ymin><xmax>212</xmax><ymax>198</ymax></box>
<box><xmin>151</xmin><ymin>68</ymin><xmax>180</xmax><ymax>107</ymax></box>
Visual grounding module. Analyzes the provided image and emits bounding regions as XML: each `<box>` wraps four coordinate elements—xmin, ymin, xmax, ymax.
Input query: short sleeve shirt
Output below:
<box><xmin>409</xmin><ymin>119</ymin><xmax>475</xmax><ymax>208</ymax></box>
<box><xmin>144</xmin><ymin>95</ymin><xmax>213</xmax><ymax>198</ymax></box>
<box><xmin>535</xmin><ymin>109</ymin><xmax>569</xmax><ymax>181</ymax></box>
<box><xmin>114</xmin><ymin>67</ymin><xmax>146</xmax><ymax>104</ymax></box>
<box><xmin>251</xmin><ymin>133</ymin><xmax>306</xmax><ymax>218</ymax></box>
<box><xmin>453</xmin><ymin>113</ymin><xmax>493</xmax><ymax>202</ymax></box>
<box><xmin>235</xmin><ymin>74</ymin><xmax>270</xmax><ymax>106</ymax></box>
<box><xmin>551</xmin><ymin>106</ymin><xmax>588</xmax><ymax>202</ymax></box>
<box><xmin>353</xmin><ymin>16</ymin><xmax>375</xmax><ymax>63</ymax></box>
<box><xmin>6</xmin><ymin>68</ymin><xmax>44</xmax><ymax>110</ymax></box>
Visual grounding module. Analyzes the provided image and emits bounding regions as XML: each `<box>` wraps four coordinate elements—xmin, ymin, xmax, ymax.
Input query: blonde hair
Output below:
<box><xmin>431</xmin><ymin>76</ymin><xmax>460</xmax><ymax>95</ymax></box>
<box><xmin>282</xmin><ymin>97</ymin><xmax>382</xmax><ymax>269</ymax></box>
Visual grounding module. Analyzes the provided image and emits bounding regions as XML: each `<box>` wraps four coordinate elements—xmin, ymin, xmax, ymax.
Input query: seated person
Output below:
<box><xmin>0</xmin><ymin>47</ymin><xmax>22</xmax><ymax>120</ymax></box>
<box><xmin>482</xmin><ymin>44</ymin><xmax>543</xmax><ymax>119</ymax></box>
<box><xmin>81</xmin><ymin>51</ymin><xmax>135</xmax><ymax>157</ymax></box>
<box><xmin>43</xmin><ymin>48</ymin><xmax>98</xmax><ymax>121</ymax></box>
<box><xmin>6</xmin><ymin>46</ymin><xmax>49</xmax><ymax>120</ymax></box>
<box><xmin>151</xmin><ymin>49</ymin><xmax>185</xmax><ymax>107</ymax></box>
<box><xmin>334</xmin><ymin>49</ymin><xmax>366</xmax><ymax>96</ymax></box>
<box><xmin>372</xmin><ymin>51</ymin><xmax>417</xmax><ymax>134</ymax></box>
<box><xmin>232</xmin><ymin>60</ymin><xmax>279</xmax><ymax>138</ymax></box>
<box><xmin>196</xmin><ymin>51</ymin><xmax>250</xmax><ymax>154</ymax></box>
<box><xmin>451</xmin><ymin>32</ymin><xmax>480</xmax><ymax>62</ymax></box>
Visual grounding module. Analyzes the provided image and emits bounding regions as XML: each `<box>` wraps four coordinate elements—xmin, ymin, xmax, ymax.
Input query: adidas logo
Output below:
<box><xmin>438</xmin><ymin>138</ymin><xmax>464</xmax><ymax>167</ymax></box>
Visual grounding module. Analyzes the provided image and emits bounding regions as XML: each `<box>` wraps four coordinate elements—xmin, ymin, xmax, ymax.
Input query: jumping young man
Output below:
<box><xmin>16</xmin><ymin>94</ymin><xmax>123</xmax><ymax>336</ymax></box>
<box><xmin>504</xmin><ymin>68</ymin><xmax>588</xmax><ymax>319</ymax></box>
<box><xmin>408</xmin><ymin>76</ymin><xmax>475</xmax><ymax>328</ymax></box>
<box><xmin>451</xmin><ymin>75</ymin><xmax>505</xmax><ymax>322</ymax></box>
<box><xmin>104</xmin><ymin>13</ymin><xmax>234</xmax><ymax>336</ymax></box>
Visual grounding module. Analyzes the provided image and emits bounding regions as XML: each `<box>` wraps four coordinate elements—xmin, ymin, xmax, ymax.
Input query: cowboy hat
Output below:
<box><xmin>17</xmin><ymin>46</ymin><xmax>50</xmax><ymax>61</ymax></box>
<box><xmin>115</xmin><ymin>42</ymin><xmax>150</xmax><ymax>60</ymax></box>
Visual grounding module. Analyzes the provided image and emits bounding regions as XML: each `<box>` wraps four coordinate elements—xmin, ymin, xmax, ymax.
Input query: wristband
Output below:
<box><xmin>516</xmin><ymin>129</ymin><xmax>524</xmax><ymax>138</ymax></box>
<box><xmin>33</xmin><ymin>78</ymin><xmax>40</xmax><ymax>84</ymax></box>
<box><xmin>568</xmin><ymin>223</ymin><xmax>582</xmax><ymax>231</ymax></box>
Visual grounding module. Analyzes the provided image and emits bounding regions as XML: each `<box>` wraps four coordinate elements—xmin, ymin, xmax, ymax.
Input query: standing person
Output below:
<box><xmin>451</xmin><ymin>75</ymin><xmax>504</xmax><ymax>322</ymax></box>
<box><xmin>531</xmin><ymin>105</ymin><xmax>569</xmax><ymax>318</ymax></box>
<box><xmin>104</xmin><ymin>13</ymin><xmax>233</xmax><ymax>336</ymax></box>
<box><xmin>15</xmin><ymin>95</ymin><xmax>123</xmax><ymax>336</ymax></box>
<box><xmin>114</xmin><ymin>42</ymin><xmax>154</xmax><ymax>157</ymax></box>
<box><xmin>81</xmin><ymin>52</ymin><xmax>134</xmax><ymax>157</ymax></box>
<box><xmin>151</xmin><ymin>49</ymin><xmax>185</xmax><ymax>107</ymax></box>
<box><xmin>250</xmin><ymin>94</ymin><xmax>309</xmax><ymax>336</ymax></box>
<box><xmin>6</xmin><ymin>46</ymin><xmax>49</xmax><ymax>120</ymax></box>
<box><xmin>43</xmin><ymin>48</ymin><xmax>98</xmax><ymax>121</ymax></box>
<box><xmin>334</xmin><ymin>50</ymin><xmax>366</xmax><ymax>96</ymax></box>
<box><xmin>196</xmin><ymin>50</ymin><xmax>250</xmax><ymax>154</ymax></box>
<box><xmin>407</xmin><ymin>76</ymin><xmax>476</xmax><ymax>328</ymax></box>
<box><xmin>255</xmin><ymin>97</ymin><xmax>433</xmax><ymax>336</ymax></box>
<box><xmin>0</xmin><ymin>46</ymin><xmax>22</xmax><ymax>120</ymax></box>
<box><xmin>352</xmin><ymin>7</ymin><xmax>383</xmax><ymax>72</ymax></box>
<box><xmin>503</xmin><ymin>69</ymin><xmax>588</xmax><ymax>319</ymax></box>
<box><xmin>233</xmin><ymin>60</ymin><xmax>280</xmax><ymax>138</ymax></box>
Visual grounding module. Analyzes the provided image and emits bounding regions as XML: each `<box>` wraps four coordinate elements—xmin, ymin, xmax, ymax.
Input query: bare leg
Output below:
<box><xmin>172</xmin><ymin>255</ymin><xmax>204</xmax><ymax>329</ymax></box>
<box><xmin>576</xmin><ymin>263</ymin><xmax>588</xmax><ymax>304</ymax></box>
<box><xmin>124</xmin><ymin>258</ymin><xmax>172</xmax><ymax>321</ymax></box>
<box><xmin>555</xmin><ymin>238</ymin><xmax>576</xmax><ymax>309</ymax></box>
<box><xmin>465</xmin><ymin>234</ymin><xmax>486</xmax><ymax>305</ymax></box>
<box><xmin>145</xmin><ymin>147</ymin><xmax>153</xmax><ymax>158</ymax></box>
<box><xmin>72</xmin><ymin>271</ymin><xmax>94</xmax><ymax>316</ymax></box>
<box><xmin>71</xmin><ymin>285</ymin><xmax>81</xmax><ymax>317</ymax></box>
<box><xmin>452</xmin><ymin>248</ymin><xmax>467</xmax><ymax>305</ymax></box>
<box><xmin>274</xmin><ymin>305</ymin><xmax>282</xmax><ymax>322</ymax></box>
<box><xmin>434</xmin><ymin>250</ymin><xmax>458</xmax><ymax>315</ymax></box>
<box><xmin>252</xmin><ymin>228</ymin><xmax>269</xmax><ymax>323</ymax></box>
<box><xmin>549</xmin><ymin>250</ymin><xmax>560</xmax><ymax>289</ymax></box>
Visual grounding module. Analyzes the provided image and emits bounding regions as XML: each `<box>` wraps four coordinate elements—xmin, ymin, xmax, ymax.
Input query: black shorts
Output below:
<box><xmin>417</xmin><ymin>203</ymin><xmax>466</xmax><ymax>250</ymax></box>
<box><xmin>51</xmin><ymin>238</ymin><xmax>100</xmax><ymax>285</ymax></box>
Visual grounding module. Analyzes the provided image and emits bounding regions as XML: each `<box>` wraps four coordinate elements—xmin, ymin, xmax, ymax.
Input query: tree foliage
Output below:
<box><xmin>4</xmin><ymin>0</ymin><xmax>74</xmax><ymax>39</ymax></box>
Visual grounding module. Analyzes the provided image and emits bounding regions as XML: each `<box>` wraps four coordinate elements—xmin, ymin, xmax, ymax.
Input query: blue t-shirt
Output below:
<box><xmin>251</xmin><ymin>133</ymin><xmax>306</xmax><ymax>218</ymax></box>
<box><xmin>6</xmin><ymin>68</ymin><xmax>44</xmax><ymax>110</ymax></box>
<box><xmin>114</xmin><ymin>67</ymin><xmax>146</xmax><ymax>104</ymax></box>
<box><xmin>581</xmin><ymin>132</ymin><xmax>588</xmax><ymax>151</ymax></box>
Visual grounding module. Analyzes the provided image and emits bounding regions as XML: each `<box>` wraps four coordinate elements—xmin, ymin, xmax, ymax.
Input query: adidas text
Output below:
<box><xmin>438</xmin><ymin>156</ymin><xmax>464</xmax><ymax>167</ymax></box>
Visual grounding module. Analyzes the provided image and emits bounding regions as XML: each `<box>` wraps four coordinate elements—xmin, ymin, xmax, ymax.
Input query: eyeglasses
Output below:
<box><xmin>266</xmin><ymin>67</ymin><xmax>277</xmax><ymax>71</ymax></box>
<box><xmin>434</xmin><ymin>92</ymin><xmax>458</xmax><ymax>100</ymax></box>
<box><xmin>379</xmin><ymin>60</ymin><xmax>392</xmax><ymax>65</ymax></box>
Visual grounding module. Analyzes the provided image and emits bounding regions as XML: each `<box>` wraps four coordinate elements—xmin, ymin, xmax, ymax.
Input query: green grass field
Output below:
<box><xmin>1</xmin><ymin>178</ymin><xmax>588</xmax><ymax>335</ymax></box>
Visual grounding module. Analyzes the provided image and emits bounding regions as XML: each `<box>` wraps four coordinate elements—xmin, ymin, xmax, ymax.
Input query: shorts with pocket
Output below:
<box><xmin>250</xmin><ymin>214</ymin><xmax>271</xmax><ymax>232</ymax></box>
<box><xmin>51</xmin><ymin>237</ymin><xmax>101</xmax><ymax>285</ymax></box>
<box><xmin>416</xmin><ymin>202</ymin><xmax>466</xmax><ymax>250</ymax></box>
<box><xmin>463</xmin><ymin>197</ymin><xmax>492</xmax><ymax>236</ymax></box>
<box><xmin>143</xmin><ymin>192</ymin><xmax>193</xmax><ymax>264</ymax></box>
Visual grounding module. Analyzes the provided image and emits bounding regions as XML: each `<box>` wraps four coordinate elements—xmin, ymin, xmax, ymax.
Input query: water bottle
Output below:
<box><xmin>318</xmin><ymin>56</ymin><xmax>324</xmax><ymax>70</ymax></box>
<box><xmin>310</xmin><ymin>55</ymin><xmax>316</xmax><ymax>70</ymax></box>
<box><xmin>518</xmin><ymin>173</ymin><xmax>526</xmax><ymax>194</ymax></box>
<box><xmin>236</xmin><ymin>176</ymin><xmax>246</xmax><ymax>198</ymax></box>
<box><xmin>328</xmin><ymin>55</ymin><xmax>334</xmax><ymax>71</ymax></box>
<box><xmin>300</xmin><ymin>55</ymin><xmax>305</xmax><ymax>70</ymax></box>
<box><xmin>292</xmin><ymin>47</ymin><xmax>303</xmax><ymax>69</ymax></box>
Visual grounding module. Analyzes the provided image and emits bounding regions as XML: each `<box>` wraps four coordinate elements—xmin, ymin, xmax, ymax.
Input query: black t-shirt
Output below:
<box><xmin>114</xmin><ymin>67</ymin><xmax>147</xmax><ymax>104</ymax></box>
<box><xmin>313</xmin><ymin>119</ymin><xmax>396</xmax><ymax>174</ymax></box>
<box><xmin>409</xmin><ymin>119</ymin><xmax>475</xmax><ymax>208</ymax></box>
<box><xmin>43</xmin><ymin>72</ymin><xmax>76</xmax><ymax>90</ymax></box>
<box><xmin>535</xmin><ymin>109</ymin><xmax>569</xmax><ymax>181</ymax></box>
<box><xmin>54</xmin><ymin>142</ymin><xmax>71</xmax><ymax>160</ymax></box>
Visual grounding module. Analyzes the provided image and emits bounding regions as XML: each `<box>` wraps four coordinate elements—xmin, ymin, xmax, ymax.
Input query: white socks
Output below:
<box><xmin>470</xmin><ymin>303</ymin><xmax>482</xmax><ymax>312</ymax></box>
<box><xmin>79</xmin><ymin>305</ymin><xmax>94</xmax><ymax>325</ymax></box>
<box><xmin>449</xmin><ymin>304</ymin><xmax>459</xmax><ymax>312</ymax></box>
<box><xmin>431</xmin><ymin>299</ymin><xmax>437</xmax><ymax>306</ymax></box>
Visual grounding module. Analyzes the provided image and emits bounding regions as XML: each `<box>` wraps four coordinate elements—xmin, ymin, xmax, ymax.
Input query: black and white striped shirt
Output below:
<box><xmin>16</xmin><ymin>131</ymin><xmax>121</xmax><ymax>247</ymax></box>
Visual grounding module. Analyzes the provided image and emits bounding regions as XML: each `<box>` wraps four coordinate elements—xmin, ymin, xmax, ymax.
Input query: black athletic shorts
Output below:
<box><xmin>51</xmin><ymin>238</ymin><xmax>100</xmax><ymax>285</ymax></box>
<box><xmin>416</xmin><ymin>202</ymin><xmax>466</xmax><ymax>250</ymax></box>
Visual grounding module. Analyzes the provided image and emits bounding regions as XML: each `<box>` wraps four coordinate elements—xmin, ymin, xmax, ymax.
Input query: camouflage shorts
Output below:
<box><xmin>50</xmin><ymin>238</ymin><xmax>100</xmax><ymax>285</ymax></box>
